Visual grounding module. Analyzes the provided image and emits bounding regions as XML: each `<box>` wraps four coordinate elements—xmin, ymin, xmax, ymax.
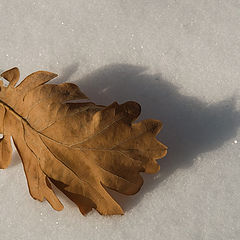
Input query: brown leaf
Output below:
<box><xmin>0</xmin><ymin>67</ymin><xmax>167</xmax><ymax>215</ymax></box>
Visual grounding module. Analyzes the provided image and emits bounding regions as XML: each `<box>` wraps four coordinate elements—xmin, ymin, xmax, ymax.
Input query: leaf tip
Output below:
<box><xmin>1</xmin><ymin>67</ymin><xmax>20</xmax><ymax>86</ymax></box>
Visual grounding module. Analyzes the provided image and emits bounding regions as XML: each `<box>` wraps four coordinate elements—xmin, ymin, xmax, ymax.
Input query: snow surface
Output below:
<box><xmin>0</xmin><ymin>0</ymin><xmax>240</xmax><ymax>239</ymax></box>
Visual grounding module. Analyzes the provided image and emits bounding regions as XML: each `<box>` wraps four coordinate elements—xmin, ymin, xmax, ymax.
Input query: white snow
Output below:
<box><xmin>0</xmin><ymin>0</ymin><xmax>240</xmax><ymax>239</ymax></box>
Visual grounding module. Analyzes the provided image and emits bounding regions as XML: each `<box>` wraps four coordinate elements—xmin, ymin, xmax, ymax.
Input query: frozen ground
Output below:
<box><xmin>0</xmin><ymin>0</ymin><xmax>240</xmax><ymax>239</ymax></box>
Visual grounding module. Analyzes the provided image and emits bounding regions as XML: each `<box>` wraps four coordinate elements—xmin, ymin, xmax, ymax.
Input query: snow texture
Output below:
<box><xmin>0</xmin><ymin>0</ymin><xmax>240</xmax><ymax>239</ymax></box>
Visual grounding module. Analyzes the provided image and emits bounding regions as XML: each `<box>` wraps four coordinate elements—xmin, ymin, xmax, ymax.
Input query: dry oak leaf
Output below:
<box><xmin>0</xmin><ymin>67</ymin><xmax>167</xmax><ymax>215</ymax></box>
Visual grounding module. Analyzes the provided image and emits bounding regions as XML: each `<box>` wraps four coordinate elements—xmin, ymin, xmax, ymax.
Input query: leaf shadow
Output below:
<box><xmin>53</xmin><ymin>63</ymin><xmax>79</xmax><ymax>84</ymax></box>
<box><xmin>55</xmin><ymin>63</ymin><xmax>240</xmax><ymax>212</ymax></box>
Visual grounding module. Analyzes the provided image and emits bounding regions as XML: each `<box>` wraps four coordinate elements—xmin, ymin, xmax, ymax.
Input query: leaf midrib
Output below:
<box><xmin>0</xmin><ymin>100</ymin><xmax>150</xmax><ymax>154</ymax></box>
